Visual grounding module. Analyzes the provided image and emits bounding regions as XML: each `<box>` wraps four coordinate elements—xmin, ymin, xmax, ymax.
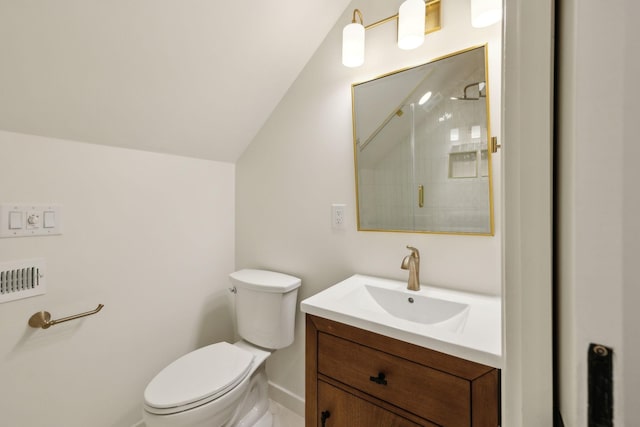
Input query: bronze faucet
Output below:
<box><xmin>400</xmin><ymin>246</ymin><xmax>420</xmax><ymax>291</ymax></box>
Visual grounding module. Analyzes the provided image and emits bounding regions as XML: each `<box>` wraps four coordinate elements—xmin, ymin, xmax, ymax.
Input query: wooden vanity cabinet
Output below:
<box><xmin>305</xmin><ymin>314</ymin><xmax>500</xmax><ymax>427</ymax></box>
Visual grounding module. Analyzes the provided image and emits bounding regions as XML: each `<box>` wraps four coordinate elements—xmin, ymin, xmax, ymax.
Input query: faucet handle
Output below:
<box><xmin>406</xmin><ymin>245</ymin><xmax>420</xmax><ymax>258</ymax></box>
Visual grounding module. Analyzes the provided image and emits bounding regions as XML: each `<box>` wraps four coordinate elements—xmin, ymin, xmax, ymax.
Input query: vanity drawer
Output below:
<box><xmin>318</xmin><ymin>332</ymin><xmax>470</xmax><ymax>427</ymax></box>
<box><xmin>317</xmin><ymin>380</ymin><xmax>436</xmax><ymax>427</ymax></box>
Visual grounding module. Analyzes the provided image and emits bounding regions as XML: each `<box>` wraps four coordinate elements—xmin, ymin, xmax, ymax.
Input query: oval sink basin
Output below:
<box><xmin>364</xmin><ymin>284</ymin><xmax>469</xmax><ymax>328</ymax></box>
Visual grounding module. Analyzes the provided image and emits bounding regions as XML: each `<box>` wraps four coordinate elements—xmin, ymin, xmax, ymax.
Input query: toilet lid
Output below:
<box><xmin>144</xmin><ymin>342</ymin><xmax>254</xmax><ymax>410</ymax></box>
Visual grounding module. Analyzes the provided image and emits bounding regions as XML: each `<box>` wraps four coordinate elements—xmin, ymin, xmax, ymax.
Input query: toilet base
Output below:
<box><xmin>232</xmin><ymin>364</ymin><xmax>270</xmax><ymax>427</ymax></box>
<box><xmin>143</xmin><ymin>341</ymin><xmax>272</xmax><ymax>427</ymax></box>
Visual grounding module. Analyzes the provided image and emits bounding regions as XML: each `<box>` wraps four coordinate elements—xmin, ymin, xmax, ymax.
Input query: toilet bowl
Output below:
<box><xmin>142</xmin><ymin>269</ymin><xmax>301</xmax><ymax>427</ymax></box>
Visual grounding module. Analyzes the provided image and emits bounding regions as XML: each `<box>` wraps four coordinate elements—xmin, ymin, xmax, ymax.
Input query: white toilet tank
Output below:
<box><xmin>230</xmin><ymin>269</ymin><xmax>301</xmax><ymax>350</ymax></box>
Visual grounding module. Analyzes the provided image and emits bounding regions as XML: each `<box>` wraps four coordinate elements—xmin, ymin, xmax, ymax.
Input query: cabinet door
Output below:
<box><xmin>317</xmin><ymin>381</ymin><xmax>437</xmax><ymax>427</ymax></box>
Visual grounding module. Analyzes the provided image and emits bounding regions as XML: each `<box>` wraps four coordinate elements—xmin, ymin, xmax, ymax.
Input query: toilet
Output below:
<box><xmin>142</xmin><ymin>269</ymin><xmax>301</xmax><ymax>427</ymax></box>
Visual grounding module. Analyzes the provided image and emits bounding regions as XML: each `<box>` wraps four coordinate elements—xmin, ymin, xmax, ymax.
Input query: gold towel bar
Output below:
<box><xmin>28</xmin><ymin>304</ymin><xmax>104</xmax><ymax>329</ymax></box>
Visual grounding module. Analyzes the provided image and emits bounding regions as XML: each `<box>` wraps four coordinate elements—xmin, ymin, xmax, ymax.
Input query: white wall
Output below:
<box><xmin>0</xmin><ymin>131</ymin><xmax>236</xmax><ymax>427</ymax></box>
<box><xmin>558</xmin><ymin>0</ymin><xmax>640</xmax><ymax>424</ymax></box>
<box><xmin>236</xmin><ymin>0</ymin><xmax>501</xmax><ymax>407</ymax></box>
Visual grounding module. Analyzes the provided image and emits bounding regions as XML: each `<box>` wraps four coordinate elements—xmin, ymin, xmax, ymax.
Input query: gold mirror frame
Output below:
<box><xmin>352</xmin><ymin>45</ymin><xmax>495</xmax><ymax>235</ymax></box>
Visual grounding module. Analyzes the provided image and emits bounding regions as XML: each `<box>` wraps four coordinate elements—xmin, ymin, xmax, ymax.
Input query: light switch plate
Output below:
<box><xmin>0</xmin><ymin>204</ymin><xmax>62</xmax><ymax>238</ymax></box>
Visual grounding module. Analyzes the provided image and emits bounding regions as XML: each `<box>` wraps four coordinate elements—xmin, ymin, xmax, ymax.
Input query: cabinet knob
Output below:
<box><xmin>369</xmin><ymin>372</ymin><xmax>388</xmax><ymax>385</ymax></box>
<box><xmin>321</xmin><ymin>410</ymin><xmax>331</xmax><ymax>427</ymax></box>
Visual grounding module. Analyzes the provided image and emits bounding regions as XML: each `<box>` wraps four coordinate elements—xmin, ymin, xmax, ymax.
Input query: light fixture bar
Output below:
<box><xmin>364</xmin><ymin>14</ymin><xmax>398</xmax><ymax>31</ymax></box>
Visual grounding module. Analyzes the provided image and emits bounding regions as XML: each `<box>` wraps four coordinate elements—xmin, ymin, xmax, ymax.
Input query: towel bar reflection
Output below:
<box><xmin>28</xmin><ymin>304</ymin><xmax>104</xmax><ymax>329</ymax></box>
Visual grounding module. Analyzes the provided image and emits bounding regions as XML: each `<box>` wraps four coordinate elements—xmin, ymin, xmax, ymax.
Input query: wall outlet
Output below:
<box><xmin>331</xmin><ymin>204</ymin><xmax>346</xmax><ymax>229</ymax></box>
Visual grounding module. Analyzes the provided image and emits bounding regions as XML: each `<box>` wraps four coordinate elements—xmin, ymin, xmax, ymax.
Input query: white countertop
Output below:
<box><xmin>300</xmin><ymin>274</ymin><xmax>502</xmax><ymax>369</ymax></box>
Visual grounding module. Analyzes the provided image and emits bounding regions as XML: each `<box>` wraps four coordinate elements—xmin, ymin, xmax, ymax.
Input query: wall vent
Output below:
<box><xmin>0</xmin><ymin>258</ymin><xmax>46</xmax><ymax>303</ymax></box>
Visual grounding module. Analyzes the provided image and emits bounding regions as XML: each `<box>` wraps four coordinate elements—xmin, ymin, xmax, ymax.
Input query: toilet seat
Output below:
<box><xmin>144</xmin><ymin>342</ymin><xmax>254</xmax><ymax>415</ymax></box>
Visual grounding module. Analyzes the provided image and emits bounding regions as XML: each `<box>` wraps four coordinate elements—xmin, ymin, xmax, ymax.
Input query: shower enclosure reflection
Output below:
<box><xmin>352</xmin><ymin>45</ymin><xmax>494</xmax><ymax>234</ymax></box>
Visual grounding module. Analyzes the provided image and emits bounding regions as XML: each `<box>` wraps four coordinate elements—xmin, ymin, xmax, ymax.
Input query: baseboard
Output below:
<box><xmin>268</xmin><ymin>381</ymin><xmax>305</xmax><ymax>418</ymax></box>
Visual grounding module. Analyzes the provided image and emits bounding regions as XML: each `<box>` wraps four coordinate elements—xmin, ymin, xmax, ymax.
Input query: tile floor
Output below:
<box><xmin>134</xmin><ymin>400</ymin><xmax>304</xmax><ymax>427</ymax></box>
<box><xmin>270</xmin><ymin>400</ymin><xmax>304</xmax><ymax>427</ymax></box>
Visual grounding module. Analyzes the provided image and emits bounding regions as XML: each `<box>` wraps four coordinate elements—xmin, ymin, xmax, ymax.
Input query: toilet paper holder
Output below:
<box><xmin>28</xmin><ymin>304</ymin><xmax>104</xmax><ymax>329</ymax></box>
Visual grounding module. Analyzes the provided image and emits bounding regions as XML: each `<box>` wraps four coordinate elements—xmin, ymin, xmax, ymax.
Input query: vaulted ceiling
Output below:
<box><xmin>0</xmin><ymin>1</ymin><xmax>350</xmax><ymax>162</ymax></box>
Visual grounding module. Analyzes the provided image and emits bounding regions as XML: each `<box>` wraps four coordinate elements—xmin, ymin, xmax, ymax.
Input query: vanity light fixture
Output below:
<box><xmin>398</xmin><ymin>0</ymin><xmax>427</xmax><ymax>50</ymax></box>
<box><xmin>341</xmin><ymin>0</ymin><xmax>442</xmax><ymax>68</ymax></box>
<box><xmin>471</xmin><ymin>0</ymin><xmax>502</xmax><ymax>28</ymax></box>
<box><xmin>342</xmin><ymin>10</ymin><xmax>366</xmax><ymax>67</ymax></box>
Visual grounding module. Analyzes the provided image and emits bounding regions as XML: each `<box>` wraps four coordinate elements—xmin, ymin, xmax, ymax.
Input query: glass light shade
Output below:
<box><xmin>471</xmin><ymin>0</ymin><xmax>502</xmax><ymax>28</ymax></box>
<box><xmin>342</xmin><ymin>22</ymin><xmax>365</xmax><ymax>67</ymax></box>
<box><xmin>398</xmin><ymin>0</ymin><xmax>426</xmax><ymax>50</ymax></box>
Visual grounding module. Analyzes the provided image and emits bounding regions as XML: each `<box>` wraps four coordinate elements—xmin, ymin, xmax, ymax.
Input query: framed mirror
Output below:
<box><xmin>352</xmin><ymin>45</ymin><xmax>494</xmax><ymax>235</ymax></box>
